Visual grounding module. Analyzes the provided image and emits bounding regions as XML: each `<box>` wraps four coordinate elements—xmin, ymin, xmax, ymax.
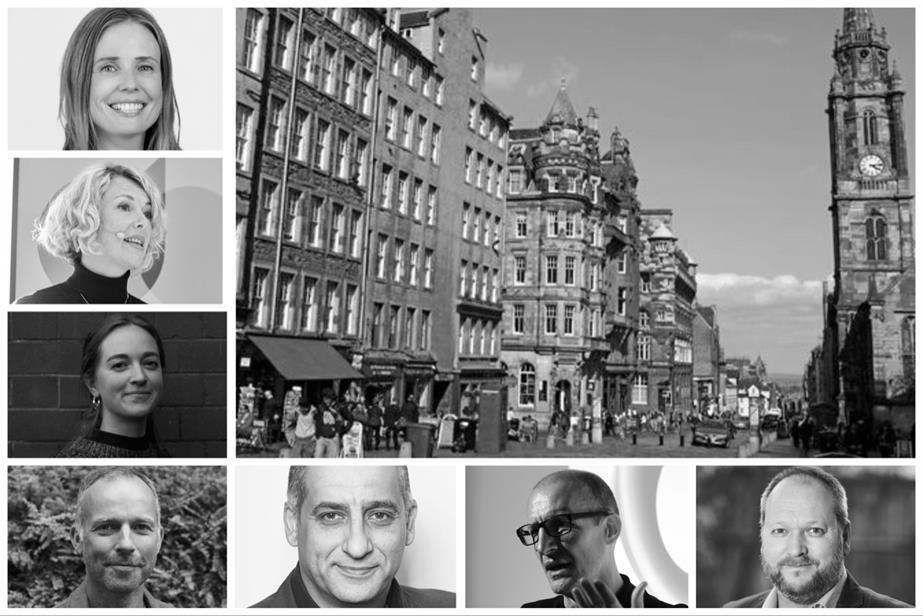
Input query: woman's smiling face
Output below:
<box><xmin>89</xmin><ymin>20</ymin><xmax>163</xmax><ymax>150</ymax></box>
<box><xmin>91</xmin><ymin>324</ymin><xmax>164</xmax><ymax>429</ymax></box>
<box><xmin>90</xmin><ymin>175</ymin><xmax>154</xmax><ymax>275</ymax></box>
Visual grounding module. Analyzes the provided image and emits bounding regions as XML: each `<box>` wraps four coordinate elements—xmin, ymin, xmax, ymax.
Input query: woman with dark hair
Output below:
<box><xmin>57</xmin><ymin>314</ymin><xmax>169</xmax><ymax>457</ymax></box>
<box><xmin>16</xmin><ymin>162</ymin><xmax>166</xmax><ymax>304</ymax></box>
<box><xmin>60</xmin><ymin>7</ymin><xmax>180</xmax><ymax>150</ymax></box>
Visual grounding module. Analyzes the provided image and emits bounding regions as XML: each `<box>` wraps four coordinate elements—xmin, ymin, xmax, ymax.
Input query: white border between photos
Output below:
<box><xmin>0</xmin><ymin>1</ymin><xmax>919</xmax><ymax>615</ymax></box>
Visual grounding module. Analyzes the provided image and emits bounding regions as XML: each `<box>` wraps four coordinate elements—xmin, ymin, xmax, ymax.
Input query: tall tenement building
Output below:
<box><xmin>636</xmin><ymin>211</ymin><xmax>697</xmax><ymax>417</ymax></box>
<box><xmin>503</xmin><ymin>85</ymin><xmax>636</xmax><ymax>434</ymax></box>
<box><xmin>823</xmin><ymin>8</ymin><xmax>914</xmax><ymax>435</ymax></box>
<box><xmin>235</xmin><ymin>8</ymin><xmax>510</xmax><ymax>412</ymax></box>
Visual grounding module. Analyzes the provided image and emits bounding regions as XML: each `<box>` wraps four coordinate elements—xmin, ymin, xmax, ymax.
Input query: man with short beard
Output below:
<box><xmin>56</xmin><ymin>468</ymin><xmax>170</xmax><ymax>608</ymax></box>
<box><xmin>724</xmin><ymin>466</ymin><xmax>911</xmax><ymax>608</ymax></box>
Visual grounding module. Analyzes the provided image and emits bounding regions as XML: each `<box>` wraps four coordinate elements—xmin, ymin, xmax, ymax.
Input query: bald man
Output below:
<box><xmin>516</xmin><ymin>469</ymin><xmax>684</xmax><ymax>608</ymax></box>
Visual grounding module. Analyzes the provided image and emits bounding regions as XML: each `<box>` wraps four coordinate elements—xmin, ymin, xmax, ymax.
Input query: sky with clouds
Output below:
<box><xmin>473</xmin><ymin>7</ymin><xmax>914</xmax><ymax>374</ymax></box>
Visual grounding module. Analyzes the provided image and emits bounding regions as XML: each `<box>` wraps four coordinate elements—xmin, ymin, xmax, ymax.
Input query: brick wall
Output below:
<box><xmin>8</xmin><ymin>312</ymin><xmax>227</xmax><ymax>457</ymax></box>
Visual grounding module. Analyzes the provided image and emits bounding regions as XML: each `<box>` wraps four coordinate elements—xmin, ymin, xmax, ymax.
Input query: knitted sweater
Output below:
<box><xmin>56</xmin><ymin>429</ymin><xmax>164</xmax><ymax>458</ymax></box>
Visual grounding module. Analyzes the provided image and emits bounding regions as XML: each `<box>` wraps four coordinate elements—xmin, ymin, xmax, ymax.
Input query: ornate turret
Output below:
<box><xmin>833</xmin><ymin>7</ymin><xmax>891</xmax><ymax>82</ymax></box>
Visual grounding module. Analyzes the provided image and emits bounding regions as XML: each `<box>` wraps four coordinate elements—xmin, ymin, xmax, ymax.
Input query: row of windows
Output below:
<box><xmin>459</xmin><ymin>261</ymin><xmax>500</xmax><ymax>303</ymax></box>
<box><xmin>383</xmin><ymin>98</ymin><xmax>442</xmax><ymax>162</ymax></box>
<box><xmin>375</xmin><ymin>234</ymin><xmax>434</xmax><ymax>289</ymax></box>
<box><xmin>387</xmin><ymin>42</ymin><xmax>445</xmax><ymax>104</ymax></box>
<box><xmin>510</xmin><ymin>210</ymin><xmax>604</xmax><ymax>245</ymax></box>
<box><xmin>506</xmin><ymin>168</ymin><xmax>601</xmax><ymax>202</ymax></box>
<box><xmin>458</xmin><ymin>317</ymin><xmax>499</xmax><ymax>357</ymax></box>
<box><xmin>257</xmin><ymin>181</ymin><xmax>363</xmax><ymax>259</ymax></box>
<box><xmin>251</xmin><ymin>268</ymin><xmax>359</xmax><ymax>336</ymax></box>
<box><xmin>461</xmin><ymin>203</ymin><xmax>501</xmax><ymax>246</ymax></box>
<box><xmin>370</xmin><ymin>303</ymin><xmax>432</xmax><ymax>352</ymax></box>
<box><xmin>379</xmin><ymin>165</ymin><xmax>438</xmax><ymax>225</ymax></box>
<box><xmin>467</xmin><ymin>100</ymin><xmax>508</xmax><ymax>149</ymax></box>
<box><xmin>464</xmin><ymin>147</ymin><xmax>504</xmax><ymax>198</ymax></box>
<box><xmin>509</xmin><ymin>303</ymin><xmax>603</xmax><ymax>338</ymax></box>
<box><xmin>237</xmin><ymin>101</ymin><xmax>372</xmax><ymax>189</ymax></box>
<box><xmin>241</xmin><ymin>10</ymin><xmax>378</xmax><ymax>94</ymax></box>
<box><xmin>511</xmin><ymin>254</ymin><xmax>602</xmax><ymax>290</ymax></box>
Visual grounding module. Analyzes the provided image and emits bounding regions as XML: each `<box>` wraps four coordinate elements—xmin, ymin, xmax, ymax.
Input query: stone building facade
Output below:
<box><xmin>235</xmin><ymin>8</ymin><xmax>380</xmax><ymax>400</ymax></box>
<box><xmin>635</xmin><ymin>210</ymin><xmax>697</xmax><ymax>416</ymax></box>
<box><xmin>235</xmin><ymin>8</ymin><xmax>510</xmax><ymax>413</ymax></box>
<box><xmin>825</xmin><ymin>8</ymin><xmax>914</xmax><ymax>435</ymax></box>
<box><xmin>692</xmin><ymin>305</ymin><xmax>721</xmax><ymax>414</ymax></box>
<box><xmin>364</xmin><ymin>9</ymin><xmax>510</xmax><ymax>413</ymax></box>
<box><xmin>502</xmin><ymin>85</ymin><xmax>628</xmax><ymax>433</ymax></box>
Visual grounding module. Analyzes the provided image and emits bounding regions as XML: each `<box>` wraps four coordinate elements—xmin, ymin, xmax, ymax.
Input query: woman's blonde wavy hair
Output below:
<box><xmin>32</xmin><ymin>163</ymin><xmax>167</xmax><ymax>272</ymax></box>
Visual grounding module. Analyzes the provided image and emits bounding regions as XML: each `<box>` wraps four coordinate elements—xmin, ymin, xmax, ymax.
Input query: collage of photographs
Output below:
<box><xmin>0</xmin><ymin>3</ymin><xmax>917</xmax><ymax>613</ymax></box>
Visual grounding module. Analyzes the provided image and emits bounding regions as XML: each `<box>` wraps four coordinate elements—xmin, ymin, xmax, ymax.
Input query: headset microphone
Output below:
<box><xmin>116</xmin><ymin>232</ymin><xmax>125</xmax><ymax>240</ymax></box>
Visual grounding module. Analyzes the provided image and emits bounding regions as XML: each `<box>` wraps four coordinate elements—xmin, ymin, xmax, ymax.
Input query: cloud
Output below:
<box><xmin>485</xmin><ymin>62</ymin><xmax>524</xmax><ymax>92</ymax></box>
<box><xmin>525</xmin><ymin>56</ymin><xmax>579</xmax><ymax>98</ymax></box>
<box><xmin>729</xmin><ymin>29</ymin><xmax>787</xmax><ymax>46</ymax></box>
<box><xmin>696</xmin><ymin>272</ymin><xmax>825</xmax><ymax>373</ymax></box>
<box><xmin>696</xmin><ymin>272</ymin><xmax>823</xmax><ymax>309</ymax></box>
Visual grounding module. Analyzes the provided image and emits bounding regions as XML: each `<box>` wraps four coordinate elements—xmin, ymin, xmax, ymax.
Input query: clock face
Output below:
<box><xmin>859</xmin><ymin>154</ymin><xmax>885</xmax><ymax>177</ymax></box>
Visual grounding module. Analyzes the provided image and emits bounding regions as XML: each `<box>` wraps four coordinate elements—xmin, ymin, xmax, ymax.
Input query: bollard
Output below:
<box><xmin>679</xmin><ymin>435</ymin><xmax>685</xmax><ymax>447</ymax></box>
<box><xmin>659</xmin><ymin>435</ymin><xmax>664</xmax><ymax>446</ymax></box>
<box><xmin>581</xmin><ymin>431</ymin><xmax>590</xmax><ymax>445</ymax></box>
<box><xmin>546</xmin><ymin>433</ymin><xmax>555</xmax><ymax>449</ymax></box>
<box><xmin>632</xmin><ymin>433</ymin><xmax>637</xmax><ymax>445</ymax></box>
<box><xmin>565</xmin><ymin>430</ymin><xmax>575</xmax><ymax>447</ymax></box>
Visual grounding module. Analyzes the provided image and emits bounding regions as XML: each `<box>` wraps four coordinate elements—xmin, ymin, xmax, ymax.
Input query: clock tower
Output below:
<box><xmin>827</xmin><ymin>8</ymin><xmax>914</xmax><ymax>430</ymax></box>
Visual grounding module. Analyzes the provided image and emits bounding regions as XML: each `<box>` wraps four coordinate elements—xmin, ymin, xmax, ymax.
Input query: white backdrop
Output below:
<box><xmin>465</xmin><ymin>465</ymin><xmax>691</xmax><ymax>607</ymax></box>
<box><xmin>235</xmin><ymin>464</ymin><xmax>457</xmax><ymax>608</ymax></box>
<box><xmin>7</xmin><ymin>8</ymin><xmax>222</xmax><ymax>150</ymax></box>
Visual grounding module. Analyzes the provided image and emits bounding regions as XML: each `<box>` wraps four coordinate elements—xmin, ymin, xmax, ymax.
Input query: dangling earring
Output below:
<box><xmin>91</xmin><ymin>394</ymin><xmax>101</xmax><ymax>414</ymax></box>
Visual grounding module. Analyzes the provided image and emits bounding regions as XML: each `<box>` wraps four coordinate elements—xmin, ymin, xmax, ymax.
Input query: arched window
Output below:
<box><xmin>519</xmin><ymin>363</ymin><xmax>536</xmax><ymax>405</ymax></box>
<box><xmin>862</xmin><ymin>109</ymin><xmax>878</xmax><ymax>146</ymax></box>
<box><xmin>639</xmin><ymin>311</ymin><xmax>650</xmax><ymax>329</ymax></box>
<box><xmin>901</xmin><ymin>316</ymin><xmax>915</xmax><ymax>381</ymax></box>
<box><xmin>865</xmin><ymin>215</ymin><xmax>887</xmax><ymax>260</ymax></box>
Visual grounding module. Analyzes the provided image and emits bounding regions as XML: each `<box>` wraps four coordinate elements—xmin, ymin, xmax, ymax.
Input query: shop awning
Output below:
<box><xmin>249</xmin><ymin>335</ymin><xmax>362</xmax><ymax>381</ymax></box>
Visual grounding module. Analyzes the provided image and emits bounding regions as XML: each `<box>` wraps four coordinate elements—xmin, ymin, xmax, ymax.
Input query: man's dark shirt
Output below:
<box><xmin>522</xmin><ymin>574</ymin><xmax>685</xmax><ymax>608</ymax></box>
<box><xmin>252</xmin><ymin>565</ymin><xmax>455</xmax><ymax>608</ymax></box>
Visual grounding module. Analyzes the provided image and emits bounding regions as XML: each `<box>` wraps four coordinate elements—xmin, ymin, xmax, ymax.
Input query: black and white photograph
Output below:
<box><xmin>234</xmin><ymin>464</ymin><xmax>456</xmax><ymax>608</ymax></box>
<box><xmin>11</xmin><ymin>157</ymin><xmax>222</xmax><ymax>305</ymax></box>
<box><xmin>466</xmin><ymin>465</ymin><xmax>689</xmax><ymax>608</ymax></box>
<box><xmin>234</xmin><ymin>7</ymin><xmax>914</xmax><ymax>459</ymax></box>
<box><xmin>7</xmin><ymin>8</ymin><xmax>222</xmax><ymax>150</ymax></box>
<box><xmin>7</xmin><ymin>465</ymin><xmax>227</xmax><ymax>608</ymax></box>
<box><xmin>697</xmin><ymin>465</ymin><xmax>914</xmax><ymax>608</ymax></box>
<box><xmin>8</xmin><ymin>312</ymin><xmax>227</xmax><ymax>458</ymax></box>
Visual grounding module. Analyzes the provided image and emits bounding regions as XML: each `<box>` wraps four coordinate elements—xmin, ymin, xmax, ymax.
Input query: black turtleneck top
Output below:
<box><xmin>16</xmin><ymin>259</ymin><xmax>144</xmax><ymax>304</ymax></box>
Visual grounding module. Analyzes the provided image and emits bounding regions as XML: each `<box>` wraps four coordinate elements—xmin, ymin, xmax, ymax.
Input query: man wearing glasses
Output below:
<box><xmin>516</xmin><ymin>469</ymin><xmax>684</xmax><ymax>608</ymax></box>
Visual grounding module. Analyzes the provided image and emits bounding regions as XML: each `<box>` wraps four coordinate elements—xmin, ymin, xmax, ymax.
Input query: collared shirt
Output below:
<box><xmin>761</xmin><ymin>571</ymin><xmax>848</xmax><ymax>608</ymax></box>
<box><xmin>54</xmin><ymin>580</ymin><xmax>172</xmax><ymax>608</ymax></box>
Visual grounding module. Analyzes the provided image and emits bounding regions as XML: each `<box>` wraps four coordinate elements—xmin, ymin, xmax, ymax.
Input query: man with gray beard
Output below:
<box><xmin>724</xmin><ymin>467</ymin><xmax>910</xmax><ymax>608</ymax></box>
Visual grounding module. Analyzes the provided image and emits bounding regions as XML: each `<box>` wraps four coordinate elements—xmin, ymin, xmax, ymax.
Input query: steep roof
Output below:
<box><xmin>650</xmin><ymin>223</ymin><xmax>677</xmax><ymax>241</ymax></box>
<box><xmin>543</xmin><ymin>82</ymin><xmax>578</xmax><ymax>127</ymax></box>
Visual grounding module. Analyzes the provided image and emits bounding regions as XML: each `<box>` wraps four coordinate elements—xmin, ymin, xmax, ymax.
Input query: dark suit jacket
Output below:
<box><xmin>252</xmin><ymin>565</ymin><xmax>455</xmax><ymax>608</ymax></box>
<box><xmin>723</xmin><ymin>571</ymin><xmax>912</xmax><ymax>608</ymax></box>
<box><xmin>523</xmin><ymin>574</ymin><xmax>685</xmax><ymax>608</ymax></box>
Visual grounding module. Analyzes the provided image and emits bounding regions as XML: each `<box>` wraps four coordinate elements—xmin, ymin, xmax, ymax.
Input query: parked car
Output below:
<box><xmin>693</xmin><ymin>419</ymin><xmax>731</xmax><ymax>448</ymax></box>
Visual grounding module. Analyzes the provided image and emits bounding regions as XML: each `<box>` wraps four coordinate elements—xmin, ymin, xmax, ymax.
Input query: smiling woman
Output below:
<box><xmin>16</xmin><ymin>162</ymin><xmax>166</xmax><ymax>305</ymax></box>
<box><xmin>57</xmin><ymin>314</ymin><xmax>169</xmax><ymax>458</ymax></box>
<box><xmin>60</xmin><ymin>7</ymin><xmax>180</xmax><ymax>150</ymax></box>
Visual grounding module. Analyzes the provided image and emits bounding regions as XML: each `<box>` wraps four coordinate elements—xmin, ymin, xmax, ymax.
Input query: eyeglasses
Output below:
<box><xmin>515</xmin><ymin>511</ymin><xmax>613</xmax><ymax>546</ymax></box>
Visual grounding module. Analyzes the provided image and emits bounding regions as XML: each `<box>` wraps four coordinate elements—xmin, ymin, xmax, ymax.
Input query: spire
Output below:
<box><xmin>543</xmin><ymin>80</ymin><xmax>578</xmax><ymax>128</ymax></box>
<box><xmin>842</xmin><ymin>8</ymin><xmax>874</xmax><ymax>33</ymax></box>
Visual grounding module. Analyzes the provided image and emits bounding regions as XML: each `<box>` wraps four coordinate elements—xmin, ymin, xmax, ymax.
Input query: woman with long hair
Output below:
<box><xmin>17</xmin><ymin>162</ymin><xmax>166</xmax><ymax>304</ymax></box>
<box><xmin>60</xmin><ymin>7</ymin><xmax>180</xmax><ymax>150</ymax></box>
<box><xmin>58</xmin><ymin>314</ymin><xmax>169</xmax><ymax>457</ymax></box>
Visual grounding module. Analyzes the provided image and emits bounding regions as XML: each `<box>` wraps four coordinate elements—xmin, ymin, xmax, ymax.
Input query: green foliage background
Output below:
<box><xmin>8</xmin><ymin>466</ymin><xmax>227</xmax><ymax>608</ymax></box>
